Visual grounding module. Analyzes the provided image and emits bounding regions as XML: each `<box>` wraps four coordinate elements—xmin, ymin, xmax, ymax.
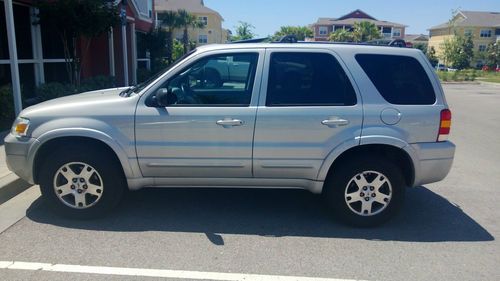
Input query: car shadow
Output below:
<box><xmin>26</xmin><ymin>186</ymin><xmax>494</xmax><ymax>243</ymax></box>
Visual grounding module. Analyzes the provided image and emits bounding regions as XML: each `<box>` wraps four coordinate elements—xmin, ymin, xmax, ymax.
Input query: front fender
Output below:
<box><xmin>28</xmin><ymin>127</ymin><xmax>138</xmax><ymax>181</ymax></box>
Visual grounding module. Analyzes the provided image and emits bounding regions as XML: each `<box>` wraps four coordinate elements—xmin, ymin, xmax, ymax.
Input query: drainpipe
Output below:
<box><xmin>3</xmin><ymin>0</ymin><xmax>22</xmax><ymax>116</ymax></box>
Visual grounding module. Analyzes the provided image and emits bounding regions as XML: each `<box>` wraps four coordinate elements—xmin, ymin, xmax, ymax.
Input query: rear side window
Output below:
<box><xmin>266</xmin><ymin>52</ymin><xmax>357</xmax><ymax>106</ymax></box>
<box><xmin>356</xmin><ymin>54</ymin><xmax>436</xmax><ymax>105</ymax></box>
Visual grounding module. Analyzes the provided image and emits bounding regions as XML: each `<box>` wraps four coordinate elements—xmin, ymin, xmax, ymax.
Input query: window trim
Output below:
<box><xmin>318</xmin><ymin>26</ymin><xmax>328</xmax><ymax>36</ymax></box>
<box><xmin>198</xmin><ymin>34</ymin><xmax>208</xmax><ymax>44</ymax></box>
<box><xmin>392</xmin><ymin>28</ymin><xmax>402</xmax><ymax>37</ymax></box>
<box><xmin>480</xmin><ymin>29</ymin><xmax>492</xmax><ymax>38</ymax></box>
<box><xmin>478</xmin><ymin>45</ymin><xmax>487</xmax><ymax>52</ymax></box>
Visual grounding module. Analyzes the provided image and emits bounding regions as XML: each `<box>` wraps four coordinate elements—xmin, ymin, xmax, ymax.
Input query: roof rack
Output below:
<box><xmin>230</xmin><ymin>35</ymin><xmax>408</xmax><ymax>48</ymax></box>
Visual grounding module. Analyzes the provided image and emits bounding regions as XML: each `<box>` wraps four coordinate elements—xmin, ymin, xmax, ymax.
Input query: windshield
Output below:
<box><xmin>121</xmin><ymin>49</ymin><xmax>197</xmax><ymax>96</ymax></box>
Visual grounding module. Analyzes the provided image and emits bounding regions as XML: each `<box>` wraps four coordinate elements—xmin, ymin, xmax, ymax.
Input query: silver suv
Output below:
<box><xmin>4</xmin><ymin>43</ymin><xmax>455</xmax><ymax>226</ymax></box>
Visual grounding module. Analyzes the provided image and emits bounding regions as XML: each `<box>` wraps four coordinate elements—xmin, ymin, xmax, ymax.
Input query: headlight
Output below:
<box><xmin>11</xmin><ymin>117</ymin><xmax>30</xmax><ymax>137</ymax></box>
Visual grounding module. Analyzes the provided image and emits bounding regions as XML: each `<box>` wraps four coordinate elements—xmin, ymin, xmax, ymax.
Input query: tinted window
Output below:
<box><xmin>266</xmin><ymin>52</ymin><xmax>356</xmax><ymax>106</ymax></box>
<box><xmin>356</xmin><ymin>54</ymin><xmax>436</xmax><ymax>105</ymax></box>
<box><xmin>164</xmin><ymin>53</ymin><xmax>258</xmax><ymax>106</ymax></box>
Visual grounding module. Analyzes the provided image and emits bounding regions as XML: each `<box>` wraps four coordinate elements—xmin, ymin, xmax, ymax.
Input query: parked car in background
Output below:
<box><xmin>436</xmin><ymin>64</ymin><xmax>447</xmax><ymax>71</ymax></box>
<box><xmin>4</xmin><ymin>42</ymin><xmax>455</xmax><ymax>227</ymax></box>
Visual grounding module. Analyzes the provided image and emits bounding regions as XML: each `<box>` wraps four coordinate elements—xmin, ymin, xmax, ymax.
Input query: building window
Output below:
<box><xmin>381</xmin><ymin>27</ymin><xmax>392</xmax><ymax>38</ymax></box>
<box><xmin>392</xmin><ymin>28</ymin><xmax>401</xmax><ymax>37</ymax></box>
<box><xmin>319</xmin><ymin>26</ymin><xmax>328</xmax><ymax>36</ymax></box>
<box><xmin>198</xmin><ymin>16</ymin><xmax>208</xmax><ymax>26</ymax></box>
<box><xmin>479</xmin><ymin>45</ymin><xmax>487</xmax><ymax>52</ymax></box>
<box><xmin>480</xmin><ymin>29</ymin><xmax>492</xmax><ymax>38</ymax></box>
<box><xmin>198</xmin><ymin>34</ymin><xmax>208</xmax><ymax>44</ymax></box>
<box><xmin>464</xmin><ymin>29</ymin><xmax>474</xmax><ymax>36</ymax></box>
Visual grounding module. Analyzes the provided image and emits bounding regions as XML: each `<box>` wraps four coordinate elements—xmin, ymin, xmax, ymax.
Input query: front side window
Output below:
<box><xmin>160</xmin><ymin>53</ymin><xmax>259</xmax><ymax>107</ymax></box>
<box><xmin>480</xmin><ymin>29</ymin><xmax>492</xmax><ymax>38</ymax></box>
<box><xmin>266</xmin><ymin>52</ymin><xmax>357</xmax><ymax>107</ymax></box>
<box><xmin>356</xmin><ymin>54</ymin><xmax>436</xmax><ymax>105</ymax></box>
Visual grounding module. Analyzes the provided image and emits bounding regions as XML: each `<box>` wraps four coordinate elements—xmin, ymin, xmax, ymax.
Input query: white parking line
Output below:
<box><xmin>0</xmin><ymin>260</ymin><xmax>366</xmax><ymax>281</ymax></box>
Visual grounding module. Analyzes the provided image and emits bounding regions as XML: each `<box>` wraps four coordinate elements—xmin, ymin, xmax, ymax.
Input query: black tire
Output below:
<box><xmin>39</xmin><ymin>143</ymin><xmax>125</xmax><ymax>219</ymax></box>
<box><xmin>323</xmin><ymin>157</ymin><xmax>405</xmax><ymax>227</ymax></box>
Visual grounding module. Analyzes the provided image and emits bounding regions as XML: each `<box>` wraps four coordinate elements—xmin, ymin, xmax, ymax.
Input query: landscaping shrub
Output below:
<box><xmin>0</xmin><ymin>85</ymin><xmax>15</xmax><ymax>120</ymax></box>
<box><xmin>78</xmin><ymin>75</ymin><xmax>116</xmax><ymax>92</ymax></box>
<box><xmin>36</xmin><ymin>82</ymin><xmax>76</xmax><ymax>102</ymax></box>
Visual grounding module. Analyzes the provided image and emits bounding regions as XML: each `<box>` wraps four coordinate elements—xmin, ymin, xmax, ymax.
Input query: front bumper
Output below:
<box><xmin>4</xmin><ymin>133</ymin><xmax>38</xmax><ymax>184</ymax></box>
<box><xmin>411</xmin><ymin>141</ymin><xmax>456</xmax><ymax>186</ymax></box>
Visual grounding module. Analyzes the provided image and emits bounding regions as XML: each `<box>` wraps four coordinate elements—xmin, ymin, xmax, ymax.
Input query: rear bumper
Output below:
<box><xmin>4</xmin><ymin>133</ymin><xmax>37</xmax><ymax>184</ymax></box>
<box><xmin>410</xmin><ymin>141</ymin><xmax>455</xmax><ymax>186</ymax></box>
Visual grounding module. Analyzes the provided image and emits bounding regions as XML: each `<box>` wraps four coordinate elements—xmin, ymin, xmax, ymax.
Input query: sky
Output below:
<box><xmin>204</xmin><ymin>0</ymin><xmax>500</xmax><ymax>37</ymax></box>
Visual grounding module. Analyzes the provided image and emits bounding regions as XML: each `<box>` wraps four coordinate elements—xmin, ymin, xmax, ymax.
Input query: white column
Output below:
<box><xmin>30</xmin><ymin>7</ymin><xmax>44</xmax><ymax>86</ymax></box>
<box><xmin>121</xmin><ymin>23</ymin><xmax>129</xmax><ymax>86</ymax></box>
<box><xmin>4</xmin><ymin>0</ymin><xmax>22</xmax><ymax>116</ymax></box>
<box><xmin>108</xmin><ymin>27</ymin><xmax>115</xmax><ymax>77</ymax></box>
<box><xmin>130</xmin><ymin>22</ymin><xmax>137</xmax><ymax>85</ymax></box>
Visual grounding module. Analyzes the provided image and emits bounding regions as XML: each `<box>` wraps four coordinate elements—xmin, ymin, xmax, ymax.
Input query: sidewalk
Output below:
<box><xmin>0</xmin><ymin>130</ymin><xmax>10</xmax><ymax>178</ymax></box>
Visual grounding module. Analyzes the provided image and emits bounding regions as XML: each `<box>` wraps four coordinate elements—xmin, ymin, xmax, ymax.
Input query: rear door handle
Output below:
<box><xmin>217</xmin><ymin>118</ymin><xmax>244</xmax><ymax>127</ymax></box>
<box><xmin>321</xmin><ymin>117</ymin><xmax>349</xmax><ymax>127</ymax></box>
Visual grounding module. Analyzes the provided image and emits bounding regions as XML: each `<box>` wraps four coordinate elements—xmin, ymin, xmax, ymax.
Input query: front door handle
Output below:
<box><xmin>322</xmin><ymin>117</ymin><xmax>349</xmax><ymax>127</ymax></box>
<box><xmin>217</xmin><ymin>118</ymin><xmax>244</xmax><ymax>127</ymax></box>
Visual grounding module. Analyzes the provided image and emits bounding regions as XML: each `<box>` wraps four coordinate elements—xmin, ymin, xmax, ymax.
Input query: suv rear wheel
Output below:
<box><xmin>39</xmin><ymin>144</ymin><xmax>125</xmax><ymax>219</ymax></box>
<box><xmin>324</xmin><ymin>157</ymin><xmax>405</xmax><ymax>227</ymax></box>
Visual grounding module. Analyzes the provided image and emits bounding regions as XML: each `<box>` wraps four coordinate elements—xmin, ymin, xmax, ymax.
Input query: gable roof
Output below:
<box><xmin>429</xmin><ymin>10</ymin><xmax>500</xmax><ymax>30</ymax></box>
<box><xmin>155</xmin><ymin>0</ymin><xmax>223</xmax><ymax>19</ymax></box>
<box><xmin>312</xmin><ymin>9</ymin><xmax>406</xmax><ymax>28</ymax></box>
<box><xmin>338</xmin><ymin>9</ymin><xmax>377</xmax><ymax>20</ymax></box>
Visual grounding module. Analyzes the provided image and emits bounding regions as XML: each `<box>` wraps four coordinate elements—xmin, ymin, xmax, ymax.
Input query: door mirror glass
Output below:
<box><xmin>155</xmin><ymin>88</ymin><xmax>177</xmax><ymax>107</ymax></box>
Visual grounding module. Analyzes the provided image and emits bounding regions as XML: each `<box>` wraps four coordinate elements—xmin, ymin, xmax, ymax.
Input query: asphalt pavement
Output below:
<box><xmin>0</xmin><ymin>83</ymin><xmax>499</xmax><ymax>281</ymax></box>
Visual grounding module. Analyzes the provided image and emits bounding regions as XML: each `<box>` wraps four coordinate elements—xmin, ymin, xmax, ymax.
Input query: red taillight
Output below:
<box><xmin>437</xmin><ymin>109</ymin><xmax>452</xmax><ymax>142</ymax></box>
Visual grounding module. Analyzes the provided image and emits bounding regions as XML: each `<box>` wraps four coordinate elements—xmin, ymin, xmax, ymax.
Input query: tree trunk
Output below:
<box><xmin>183</xmin><ymin>27</ymin><xmax>188</xmax><ymax>54</ymax></box>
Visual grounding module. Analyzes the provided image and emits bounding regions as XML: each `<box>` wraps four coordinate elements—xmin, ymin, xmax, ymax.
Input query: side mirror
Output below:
<box><xmin>155</xmin><ymin>88</ymin><xmax>177</xmax><ymax>107</ymax></box>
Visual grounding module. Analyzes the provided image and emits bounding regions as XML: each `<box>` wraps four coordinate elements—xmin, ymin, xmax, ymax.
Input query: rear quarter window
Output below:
<box><xmin>355</xmin><ymin>54</ymin><xmax>436</xmax><ymax>105</ymax></box>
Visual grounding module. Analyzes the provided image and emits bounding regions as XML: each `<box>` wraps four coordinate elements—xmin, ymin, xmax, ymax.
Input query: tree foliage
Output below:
<box><xmin>328</xmin><ymin>29</ymin><xmax>354</xmax><ymax>42</ymax></box>
<box><xmin>352</xmin><ymin>21</ymin><xmax>381</xmax><ymax>42</ymax></box>
<box><xmin>426</xmin><ymin>46</ymin><xmax>439</xmax><ymax>67</ymax></box>
<box><xmin>441</xmin><ymin>35</ymin><xmax>474</xmax><ymax>69</ymax></box>
<box><xmin>273</xmin><ymin>26</ymin><xmax>313</xmax><ymax>41</ymax></box>
<box><xmin>157</xmin><ymin>11</ymin><xmax>181</xmax><ymax>64</ymax></box>
<box><xmin>177</xmin><ymin>9</ymin><xmax>205</xmax><ymax>53</ymax></box>
<box><xmin>232</xmin><ymin>22</ymin><xmax>256</xmax><ymax>41</ymax></box>
<box><xmin>36</xmin><ymin>0</ymin><xmax>119</xmax><ymax>86</ymax></box>
<box><xmin>328</xmin><ymin>21</ymin><xmax>380</xmax><ymax>42</ymax></box>
<box><xmin>486</xmin><ymin>42</ymin><xmax>500</xmax><ymax>67</ymax></box>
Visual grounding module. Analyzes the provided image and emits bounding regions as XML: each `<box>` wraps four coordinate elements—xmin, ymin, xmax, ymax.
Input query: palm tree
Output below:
<box><xmin>328</xmin><ymin>29</ymin><xmax>354</xmax><ymax>42</ymax></box>
<box><xmin>352</xmin><ymin>21</ymin><xmax>381</xmax><ymax>42</ymax></box>
<box><xmin>158</xmin><ymin>11</ymin><xmax>181</xmax><ymax>64</ymax></box>
<box><xmin>177</xmin><ymin>9</ymin><xmax>204</xmax><ymax>53</ymax></box>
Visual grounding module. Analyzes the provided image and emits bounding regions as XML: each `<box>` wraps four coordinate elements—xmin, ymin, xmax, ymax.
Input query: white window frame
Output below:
<box><xmin>318</xmin><ymin>26</ymin><xmax>328</xmax><ymax>36</ymax></box>
<box><xmin>392</xmin><ymin>28</ymin><xmax>401</xmax><ymax>38</ymax></box>
<box><xmin>464</xmin><ymin>29</ymin><xmax>474</xmax><ymax>36</ymax></box>
<box><xmin>479</xmin><ymin>45</ymin><xmax>487</xmax><ymax>52</ymax></box>
<box><xmin>198</xmin><ymin>16</ymin><xmax>208</xmax><ymax>26</ymax></box>
<box><xmin>198</xmin><ymin>34</ymin><xmax>208</xmax><ymax>44</ymax></box>
<box><xmin>480</xmin><ymin>29</ymin><xmax>492</xmax><ymax>38</ymax></box>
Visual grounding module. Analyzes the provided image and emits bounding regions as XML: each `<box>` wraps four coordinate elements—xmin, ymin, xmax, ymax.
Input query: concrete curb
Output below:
<box><xmin>0</xmin><ymin>173</ymin><xmax>32</xmax><ymax>206</ymax></box>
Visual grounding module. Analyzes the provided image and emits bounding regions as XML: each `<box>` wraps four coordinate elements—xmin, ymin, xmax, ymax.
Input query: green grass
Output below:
<box><xmin>436</xmin><ymin>69</ymin><xmax>500</xmax><ymax>83</ymax></box>
<box><xmin>476</xmin><ymin>72</ymin><xmax>500</xmax><ymax>83</ymax></box>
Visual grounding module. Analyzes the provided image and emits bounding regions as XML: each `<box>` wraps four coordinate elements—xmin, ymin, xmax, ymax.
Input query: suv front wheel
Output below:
<box><xmin>324</xmin><ymin>157</ymin><xmax>405</xmax><ymax>227</ymax></box>
<box><xmin>38</xmin><ymin>144</ymin><xmax>125</xmax><ymax>219</ymax></box>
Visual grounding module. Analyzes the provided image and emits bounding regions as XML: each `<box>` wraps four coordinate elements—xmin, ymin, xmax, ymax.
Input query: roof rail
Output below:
<box><xmin>230</xmin><ymin>37</ymin><xmax>269</xmax><ymax>44</ymax></box>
